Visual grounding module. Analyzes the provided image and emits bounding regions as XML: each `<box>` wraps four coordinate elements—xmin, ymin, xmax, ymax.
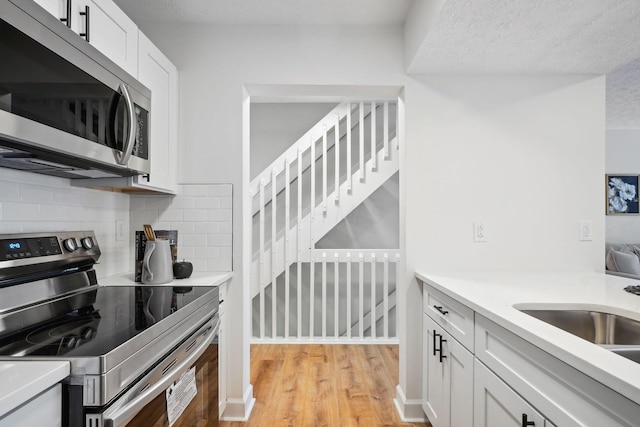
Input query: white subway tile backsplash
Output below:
<box><xmin>208</xmin><ymin>234</ymin><xmax>232</xmax><ymax>247</ymax></box>
<box><xmin>196</xmin><ymin>247</ymin><xmax>220</xmax><ymax>259</ymax></box>
<box><xmin>181</xmin><ymin>233</ymin><xmax>208</xmax><ymax>247</ymax></box>
<box><xmin>190</xmin><ymin>258</ymin><xmax>208</xmax><ymax>272</ymax></box>
<box><xmin>20</xmin><ymin>185</ymin><xmax>55</xmax><ymax>204</ymax></box>
<box><xmin>170</xmin><ymin>222</ymin><xmax>196</xmax><ymax>235</ymax></box>
<box><xmin>208</xmin><ymin>209</ymin><xmax>232</xmax><ymax>222</ymax></box>
<box><xmin>208</xmin><ymin>259</ymin><xmax>232</xmax><ymax>271</ymax></box>
<box><xmin>182</xmin><ymin>186</ymin><xmax>209</xmax><ymax>197</ymax></box>
<box><xmin>219</xmin><ymin>222</ymin><xmax>233</xmax><ymax>233</ymax></box>
<box><xmin>183</xmin><ymin>209</ymin><xmax>208</xmax><ymax>222</ymax></box>
<box><xmin>158</xmin><ymin>208</ymin><xmax>184</xmax><ymax>222</ymax></box>
<box><xmin>2</xmin><ymin>202</ymin><xmax>42</xmax><ymax>221</ymax></box>
<box><xmin>178</xmin><ymin>246</ymin><xmax>195</xmax><ymax>260</ymax></box>
<box><xmin>0</xmin><ymin>169</ymin><xmax>130</xmax><ymax>278</ymax></box>
<box><xmin>195</xmin><ymin>197</ymin><xmax>220</xmax><ymax>209</ymax></box>
<box><xmin>145</xmin><ymin>196</ymin><xmax>173</xmax><ymax>211</ymax></box>
<box><xmin>130</xmin><ymin>183</ymin><xmax>233</xmax><ymax>273</ymax></box>
<box><xmin>220</xmin><ymin>197</ymin><xmax>232</xmax><ymax>209</ymax></box>
<box><xmin>1</xmin><ymin>185</ymin><xmax>21</xmax><ymax>202</ymax></box>
<box><xmin>208</xmin><ymin>185</ymin><xmax>232</xmax><ymax>197</ymax></box>
<box><xmin>171</xmin><ymin>197</ymin><xmax>196</xmax><ymax>209</ymax></box>
<box><xmin>195</xmin><ymin>222</ymin><xmax>220</xmax><ymax>234</ymax></box>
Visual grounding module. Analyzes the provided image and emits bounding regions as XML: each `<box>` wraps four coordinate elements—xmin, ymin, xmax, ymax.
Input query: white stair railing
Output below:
<box><xmin>253</xmin><ymin>250</ymin><xmax>400</xmax><ymax>342</ymax></box>
<box><xmin>251</xmin><ymin>101</ymin><xmax>399</xmax><ymax>342</ymax></box>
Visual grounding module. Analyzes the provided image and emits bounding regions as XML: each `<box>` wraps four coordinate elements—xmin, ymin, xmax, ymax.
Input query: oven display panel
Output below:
<box><xmin>0</xmin><ymin>236</ymin><xmax>62</xmax><ymax>260</ymax></box>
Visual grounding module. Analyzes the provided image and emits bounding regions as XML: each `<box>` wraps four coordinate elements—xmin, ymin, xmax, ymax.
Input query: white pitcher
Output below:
<box><xmin>141</xmin><ymin>239</ymin><xmax>173</xmax><ymax>284</ymax></box>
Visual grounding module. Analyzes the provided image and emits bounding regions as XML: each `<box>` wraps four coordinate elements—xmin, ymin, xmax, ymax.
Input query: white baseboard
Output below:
<box><xmin>220</xmin><ymin>385</ymin><xmax>256</xmax><ymax>421</ymax></box>
<box><xmin>393</xmin><ymin>385</ymin><xmax>428</xmax><ymax>423</ymax></box>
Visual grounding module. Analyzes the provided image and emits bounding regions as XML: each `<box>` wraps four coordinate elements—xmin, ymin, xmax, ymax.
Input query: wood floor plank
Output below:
<box><xmin>220</xmin><ymin>344</ymin><xmax>431</xmax><ymax>427</ymax></box>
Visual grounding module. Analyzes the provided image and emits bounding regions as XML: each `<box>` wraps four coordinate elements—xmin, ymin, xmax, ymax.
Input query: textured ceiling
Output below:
<box><xmin>409</xmin><ymin>0</ymin><xmax>640</xmax><ymax>74</ymax></box>
<box><xmin>113</xmin><ymin>0</ymin><xmax>640</xmax><ymax>128</ymax></box>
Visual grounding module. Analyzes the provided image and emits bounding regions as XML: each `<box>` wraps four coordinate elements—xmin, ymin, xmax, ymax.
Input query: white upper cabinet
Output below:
<box><xmin>134</xmin><ymin>31</ymin><xmax>178</xmax><ymax>194</ymax></box>
<box><xmin>72</xmin><ymin>0</ymin><xmax>139</xmax><ymax>76</ymax></box>
<box><xmin>32</xmin><ymin>0</ymin><xmax>67</xmax><ymax>23</ymax></box>
<box><xmin>33</xmin><ymin>0</ymin><xmax>138</xmax><ymax>77</ymax></box>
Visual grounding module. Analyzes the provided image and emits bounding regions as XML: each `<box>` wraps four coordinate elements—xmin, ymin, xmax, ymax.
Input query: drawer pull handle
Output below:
<box><xmin>438</xmin><ymin>335</ymin><xmax>447</xmax><ymax>363</ymax></box>
<box><xmin>60</xmin><ymin>0</ymin><xmax>72</xmax><ymax>27</ymax></box>
<box><xmin>433</xmin><ymin>305</ymin><xmax>449</xmax><ymax>316</ymax></box>
<box><xmin>522</xmin><ymin>414</ymin><xmax>535</xmax><ymax>426</ymax></box>
<box><xmin>79</xmin><ymin>5</ymin><xmax>90</xmax><ymax>42</ymax></box>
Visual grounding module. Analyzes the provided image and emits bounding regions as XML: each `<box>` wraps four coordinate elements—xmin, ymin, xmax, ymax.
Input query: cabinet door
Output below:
<box><xmin>423</xmin><ymin>314</ymin><xmax>447</xmax><ymax>427</ymax></box>
<box><xmin>135</xmin><ymin>31</ymin><xmax>178</xmax><ymax>193</ymax></box>
<box><xmin>32</xmin><ymin>0</ymin><xmax>67</xmax><ymax>23</ymax></box>
<box><xmin>0</xmin><ymin>384</ymin><xmax>62</xmax><ymax>427</ymax></box>
<box><xmin>72</xmin><ymin>0</ymin><xmax>138</xmax><ymax>76</ymax></box>
<box><xmin>474</xmin><ymin>360</ymin><xmax>548</xmax><ymax>427</ymax></box>
<box><xmin>218</xmin><ymin>283</ymin><xmax>227</xmax><ymax>416</ymax></box>
<box><xmin>446</xmin><ymin>326</ymin><xmax>474</xmax><ymax>427</ymax></box>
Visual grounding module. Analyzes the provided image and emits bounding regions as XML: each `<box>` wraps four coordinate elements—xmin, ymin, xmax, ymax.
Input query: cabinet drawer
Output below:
<box><xmin>475</xmin><ymin>314</ymin><xmax>640</xmax><ymax>427</ymax></box>
<box><xmin>423</xmin><ymin>283</ymin><xmax>474</xmax><ymax>351</ymax></box>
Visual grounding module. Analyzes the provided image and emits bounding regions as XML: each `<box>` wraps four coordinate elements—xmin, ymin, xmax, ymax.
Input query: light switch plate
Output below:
<box><xmin>579</xmin><ymin>220</ymin><xmax>592</xmax><ymax>241</ymax></box>
<box><xmin>116</xmin><ymin>220</ymin><xmax>127</xmax><ymax>241</ymax></box>
<box><xmin>474</xmin><ymin>222</ymin><xmax>487</xmax><ymax>242</ymax></box>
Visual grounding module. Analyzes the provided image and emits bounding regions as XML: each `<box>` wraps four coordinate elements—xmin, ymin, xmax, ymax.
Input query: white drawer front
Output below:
<box><xmin>423</xmin><ymin>283</ymin><xmax>474</xmax><ymax>351</ymax></box>
<box><xmin>475</xmin><ymin>314</ymin><xmax>640</xmax><ymax>427</ymax></box>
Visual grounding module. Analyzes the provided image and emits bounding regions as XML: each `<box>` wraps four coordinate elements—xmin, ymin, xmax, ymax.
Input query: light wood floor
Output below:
<box><xmin>220</xmin><ymin>344</ymin><xmax>431</xmax><ymax>427</ymax></box>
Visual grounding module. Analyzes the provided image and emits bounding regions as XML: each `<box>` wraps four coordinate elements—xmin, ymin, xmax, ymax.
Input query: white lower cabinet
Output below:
<box><xmin>474</xmin><ymin>360</ymin><xmax>551</xmax><ymax>427</ymax></box>
<box><xmin>218</xmin><ymin>281</ymin><xmax>227</xmax><ymax>417</ymax></box>
<box><xmin>421</xmin><ymin>280</ymin><xmax>640</xmax><ymax>427</ymax></box>
<box><xmin>422</xmin><ymin>313</ymin><xmax>473</xmax><ymax>427</ymax></box>
<box><xmin>0</xmin><ymin>384</ymin><xmax>62</xmax><ymax>427</ymax></box>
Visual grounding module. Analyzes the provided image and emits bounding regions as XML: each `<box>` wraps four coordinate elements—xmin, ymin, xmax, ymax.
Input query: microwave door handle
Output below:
<box><xmin>114</xmin><ymin>83</ymin><xmax>137</xmax><ymax>166</ymax></box>
<box><xmin>102</xmin><ymin>319</ymin><xmax>219</xmax><ymax>427</ymax></box>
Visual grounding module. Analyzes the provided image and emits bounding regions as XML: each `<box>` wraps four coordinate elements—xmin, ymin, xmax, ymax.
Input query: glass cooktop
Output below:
<box><xmin>0</xmin><ymin>285</ymin><xmax>217</xmax><ymax>358</ymax></box>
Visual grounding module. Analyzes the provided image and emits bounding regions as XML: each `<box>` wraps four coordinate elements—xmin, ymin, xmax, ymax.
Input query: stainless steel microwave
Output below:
<box><xmin>0</xmin><ymin>0</ymin><xmax>150</xmax><ymax>179</ymax></box>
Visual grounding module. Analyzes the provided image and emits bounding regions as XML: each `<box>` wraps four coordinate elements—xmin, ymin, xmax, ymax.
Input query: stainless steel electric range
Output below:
<box><xmin>0</xmin><ymin>231</ymin><xmax>220</xmax><ymax>427</ymax></box>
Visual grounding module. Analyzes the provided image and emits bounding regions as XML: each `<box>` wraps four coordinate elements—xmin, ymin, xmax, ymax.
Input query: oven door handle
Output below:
<box><xmin>103</xmin><ymin>317</ymin><xmax>220</xmax><ymax>427</ymax></box>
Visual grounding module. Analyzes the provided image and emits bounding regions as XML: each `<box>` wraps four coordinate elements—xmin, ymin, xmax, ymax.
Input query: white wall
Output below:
<box><xmin>0</xmin><ymin>168</ymin><xmax>130</xmax><ymax>278</ymax></box>
<box><xmin>140</xmin><ymin>22</ymin><xmax>605</xmax><ymax>422</ymax></box>
<box><xmin>605</xmin><ymin>129</ymin><xmax>640</xmax><ymax>243</ymax></box>
<box><xmin>250</xmin><ymin>103</ymin><xmax>336</xmax><ymax>179</ymax></box>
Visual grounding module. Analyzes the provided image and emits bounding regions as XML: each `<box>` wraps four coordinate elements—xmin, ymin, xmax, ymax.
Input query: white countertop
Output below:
<box><xmin>0</xmin><ymin>361</ymin><xmax>69</xmax><ymax>417</ymax></box>
<box><xmin>100</xmin><ymin>271</ymin><xmax>233</xmax><ymax>287</ymax></box>
<box><xmin>415</xmin><ymin>271</ymin><xmax>640</xmax><ymax>406</ymax></box>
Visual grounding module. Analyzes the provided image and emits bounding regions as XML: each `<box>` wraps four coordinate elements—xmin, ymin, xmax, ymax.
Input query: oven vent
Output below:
<box><xmin>86</xmin><ymin>414</ymin><xmax>102</xmax><ymax>427</ymax></box>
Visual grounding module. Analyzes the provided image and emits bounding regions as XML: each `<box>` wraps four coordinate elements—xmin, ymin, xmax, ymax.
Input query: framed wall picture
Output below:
<box><xmin>606</xmin><ymin>174</ymin><xmax>639</xmax><ymax>215</ymax></box>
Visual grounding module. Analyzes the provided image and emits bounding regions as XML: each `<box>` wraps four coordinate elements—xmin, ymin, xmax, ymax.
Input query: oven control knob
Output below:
<box><xmin>81</xmin><ymin>237</ymin><xmax>94</xmax><ymax>250</ymax></box>
<box><xmin>66</xmin><ymin>336</ymin><xmax>77</xmax><ymax>348</ymax></box>
<box><xmin>63</xmin><ymin>238</ymin><xmax>77</xmax><ymax>252</ymax></box>
<box><xmin>81</xmin><ymin>327</ymin><xmax>95</xmax><ymax>341</ymax></box>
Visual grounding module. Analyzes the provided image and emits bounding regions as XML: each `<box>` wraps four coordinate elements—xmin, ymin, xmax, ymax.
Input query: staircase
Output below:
<box><xmin>251</xmin><ymin>101</ymin><xmax>400</xmax><ymax>341</ymax></box>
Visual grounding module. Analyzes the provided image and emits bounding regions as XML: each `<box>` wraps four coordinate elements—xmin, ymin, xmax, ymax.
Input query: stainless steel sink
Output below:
<box><xmin>603</xmin><ymin>346</ymin><xmax>640</xmax><ymax>364</ymax></box>
<box><xmin>520</xmin><ymin>309</ymin><xmax>640</xmax><ymax>345</ymax></box>
<box><xmin>519</xmin><ymin>309</ymin><xmax>640</xmax><ymax>364</ymax></box>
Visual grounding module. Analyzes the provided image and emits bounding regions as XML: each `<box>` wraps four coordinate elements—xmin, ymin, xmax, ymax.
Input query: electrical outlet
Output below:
<box><xmin>116</xmin><ymin>220</ymin><xmax>127</xmax><ymax>241</ymax></box>
<box><xmin>579</xmin><ymin>220</ymin><xmax>593</xmax><ymax>241</ymax></box>
<box><xmin>474</xmin><ymin>222</ymin><xmax>487</xmax><ymax>242</ymax></box>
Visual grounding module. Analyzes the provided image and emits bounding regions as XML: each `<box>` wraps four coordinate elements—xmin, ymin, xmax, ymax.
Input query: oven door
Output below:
<box><xmin>96</xmin><ymin>315</ymin><xmax>219</xmax><ymax>427</ymax></box>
